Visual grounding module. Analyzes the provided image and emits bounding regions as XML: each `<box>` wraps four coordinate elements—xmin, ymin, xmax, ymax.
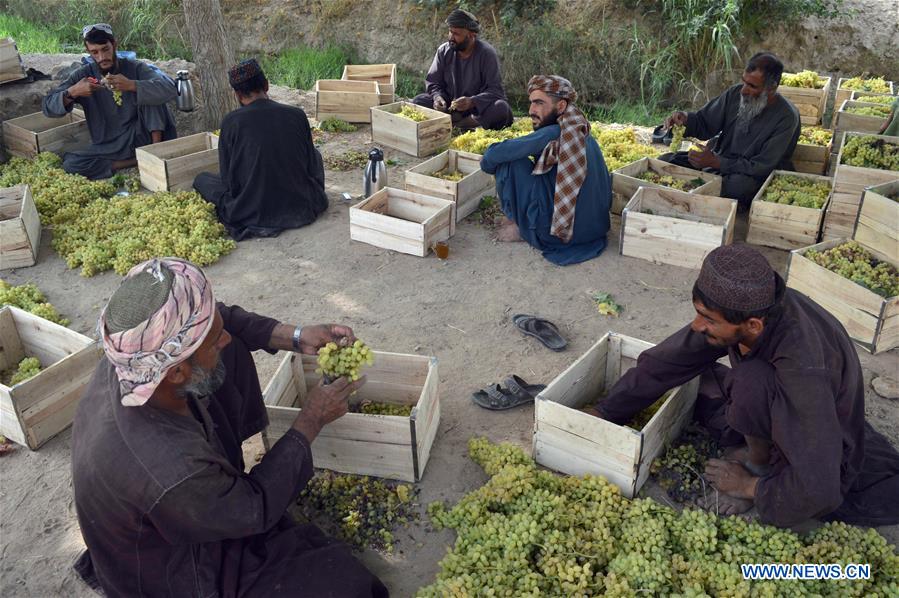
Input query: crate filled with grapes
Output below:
<box><xmin>533</xmin><ymin>331</ymin><xmax>700</xmax><ymax>498</ymax></box>
<box><xmin>611</xmin><ymin>157</ymin><xmax>721</xmax><ymax>203</ymax></box>
<box><xmin>341</xmin><ymin>64</ymin><xmax>396</xmax><ymax>104</ymax></box>
<box><xmin>349</xmin><ymin>187</ymin><xmax>455</xmax><ymax>257</ymax></box>
<box><xmin>832</xmin><ymin>76</ymin><xmax>894</xmax><ymax>126</ymax></box>
<box><xmin>2</xmin><ymin>107</ymin><xmax>89</xmax><ymax>159</ymax></box>
<box><xmin>854</xmin><ymin>180</ymin><xmax>898</xmax><ymax>268</ymax></box>
<box><xmin>314</xmin><ymin>79</ymin><xmax>380</xmax><ymax>123</ymax></box>
<box><xmin>0</xmin><ymin>185</ymin><xmax>40</xmax><ymax>269</ymax></box>
<box><xmin>787</xmin><ymin>239</ymin><xmax>899</xmax><ymax>353</ymax></box>
<box><xmin>0</xmin><ymin>306</ymin><xmax>102</xmax><ymax>449</ymax></box>
<box><xmin>778</xmin><ymin>70</ymin><xmax>832</xmax><ymax>125</ymax></box>
<box><xmin>135</xmin><ymin>132</ymin><xmax>219</xmax><ymax>192</ymax></box>
<box><xmin>850</xmin><ymin>90</ymin><xmax>897</xmax><ymax>105</ymax></box>
<box><xmin>262</xmin><ymin>345</ymin><xmax>440</xmax><ymax>482</ymax></box>
<box><xmin>370</xmin><ymin>101</ymin><xmax>451</xmax><ymax>158</ymax></box>
<box><xmin>746</xmin><ymin>171</ymin><xmax>832</xmax><ymax>250</ymax></box>
<box><xmin>619</xmin><ymin>186</ymin><xmax>737</xmax><ymax>270</ymax></box>
<box><xmin>833</xmin><ymin>100</ymin><xmax>895</xmax><ymax>148</ymax></box>
<box><xmin>791</xmin><ymin>126</ymin><xmax>832</xmax><ymax>175</ymax></box>
<box><xmin>823</xmin><ymin>132</ymin><xmax>899</xmax><ymax>240</ymax></box>
<box><xmin>404</xmin><ymin>149</ymin><xmax>493</xmax><ymax>221</ymax></box>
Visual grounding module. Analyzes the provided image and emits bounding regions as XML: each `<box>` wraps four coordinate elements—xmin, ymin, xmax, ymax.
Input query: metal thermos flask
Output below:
<box><xmin>175</xmin><ymin>70</ymin><xmax>195</xmax><ymax>112</ymax></box>
<box><xmin>364</xmin><ymin>148</ymin><xmax>387</xmax><ymax>197</ymax></box>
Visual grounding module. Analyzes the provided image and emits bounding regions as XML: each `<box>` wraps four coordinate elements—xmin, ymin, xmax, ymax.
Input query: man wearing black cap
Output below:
<box><xmin>589</xmin><ymin>245</ymin><xmax>899</xmax><ymax>528</ymax></box>
<box><xmin>42</xmin><ymin>23</ymin><xmax>177</xmax><ymax>180</ymax></box>
<box><xmin>193</xmin><ymin>59</ymin><xmax>328</xmax><ymax>241</ymax></box>
<box><xmin>412</xmin><ymin>8</ymin><xmax>513</xmax><ymax>131</ymax></box>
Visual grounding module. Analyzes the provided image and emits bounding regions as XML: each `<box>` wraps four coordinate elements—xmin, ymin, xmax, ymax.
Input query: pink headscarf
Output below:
<box><xmin>99</xmin><ymin>258</ymin><xmax>216</xmax><ymax>406</ymax></box>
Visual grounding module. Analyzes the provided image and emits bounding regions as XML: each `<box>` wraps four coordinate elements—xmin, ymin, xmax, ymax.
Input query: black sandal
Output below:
<box><xmin>512</xmin><ymin>314</ymin><xmax>567</xmax><ymax>352</ymax></box>
<box><xmin>471</xmin><ymin>384</ymin><xmax>531</xmax><ymax>410</ymax></box>
<box><xmin>504</xmin><ymin>375</ymin><xmax>546</xmax><ymax>402</ymax></box>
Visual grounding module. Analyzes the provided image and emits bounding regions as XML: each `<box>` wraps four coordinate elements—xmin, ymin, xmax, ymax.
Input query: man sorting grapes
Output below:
<box><xmin>587</xmin><ymin>245</ymin><xmax>899</xmax><ymax>528</ymax></box>
<box><xmin>70</xmin><ymin>258</ymin><xmax>387</xmax><ymax>597</ymax></box>
<box><xmin>411</xmin><ymin>9</ymin><xmax>513</xmax><ymax>131</ymax></box>
<box><xmin>193</xmin><ymin>59</ymin><xmax>328</xmax><ymax>240</ymax></box>
<box><xmin>42</xmin><ymin>23</ymin><xmax>177</xmax><ymax>180</ymax></box>
<box><xmin>480</xmin><ymin>75</ymin><xmax>612</xmax><ymax>265</ymax></box>
<box><xmin>660</xmin><ymin>52</ymin><xmax>800</xmax><ymax>210</ymax></box>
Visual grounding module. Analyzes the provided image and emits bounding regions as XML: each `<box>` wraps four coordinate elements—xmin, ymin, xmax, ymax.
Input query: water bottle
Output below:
<box><xmin>363</xmin><ymin>148</ymin><xmax>387</xmax><ymax>197</ymax></box>
<box><xmin>175</xmin><ymin>70</ymin><xmax>196</xmax><ymax>112</ymax></box>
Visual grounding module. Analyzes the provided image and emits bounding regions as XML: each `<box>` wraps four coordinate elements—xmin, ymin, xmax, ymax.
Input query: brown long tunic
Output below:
<box><xmin>596</xmin><ymin>275</ymin><xmax>899</xmax><ymax>528</ymax></box>
<box><xmin>71</xmin><ymin>304</ymin><xmax>387</xmax><ymax>597</ymax></box>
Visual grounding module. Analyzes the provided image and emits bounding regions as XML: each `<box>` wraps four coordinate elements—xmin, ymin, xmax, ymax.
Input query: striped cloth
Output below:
<box><xmin>99</xmin><ymin>258</ymin><xmax>215</xmax><ymax>406</ymax></box>
<box><xmin>527</xmin><ymin>75</ymin><xmax>589</xmax><ymax>243</ymax></box>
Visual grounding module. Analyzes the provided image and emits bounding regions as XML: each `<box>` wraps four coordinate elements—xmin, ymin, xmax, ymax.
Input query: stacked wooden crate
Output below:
<box><xmin>746</xmin><ymin>171</ymin><xmax>832</xmax><ymax>250</ymax></box>
<box><xmin>833</xmin><ymin>100</ymin><xmax>894</xmax><ymax>150</ymax></box>
<box><xmin>0</xmin><ymin>185</ymin><xmax>40</xmax><ymax>270</ymax></box>
<box><xmin>778</xmin><ymin>72</ymin><xmax>831</xmax><ymax>125</ymax></box>
<box><xmin>370</xmin><ymin>101</ymin><xmax>451</xmax><ymax>158</ymax></box>
<box><xmin>315</xmin><ymin>79</ymin><xmax>381</xmax><ymax>123</ymax></box>
<box><xmin>404</xmin><ymin>150</ymin><xmax>493</xmax><ymax>221</ymax></box>
<box><xmin>791</xmin><ymin>127</ymin><xmax>831</xmax><ymax>175</ymax></box>
<box><xmin>2</xmin><ymin>108</ymin><xmax>90</xmax><ymax>158</ymax></box>
<box><xmin>832</xmin><ymin>77</ymin><xmax>895</xmax><ymax>127</ymax></box>
<box><xmin>135</xmin><ymin>132</ymin><xmax>219</xmax><ymax>192</ymax></box>
<box><xmin>341</xmin><ymin>64</ymin><xmax>396</xmax><ymax>104</ymax></box>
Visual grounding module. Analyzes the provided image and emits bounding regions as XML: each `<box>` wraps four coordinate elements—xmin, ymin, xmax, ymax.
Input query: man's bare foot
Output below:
<box><xmin>495</xmin><ymin>223</ymin><xmax>523</xmax><ymax>242</ymax></box>
<box><xmin>111</xmin><ymin>158</ymin><xmax>138</xmax><ymax>172</ymax></box>
<box><xmin>498</xmin><ymin>216</ymin><xmax>514</xmax><ymax>227</ymax></box>
<box><xmin>700</xmin><ymin>491</ymin><xmax>754</xmax><ymax>516</ymax></box>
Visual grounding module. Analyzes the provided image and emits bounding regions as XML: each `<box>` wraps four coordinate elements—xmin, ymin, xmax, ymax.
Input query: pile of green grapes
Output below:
<box><xmin>296</xmin><ymin>471</ymin><xmax>417</xmax><ymax>552</ymax></box>
<box><xmin>840</xmin><ymin>76</ymin><xmax>892</xmax><ymax>93</ymax></box>
<box><xmin>450</xmin><ymin>118</ymin><xmax>533</xmax><ymax>154</ymax></box>
<box><xmin>417</xmin><ymin>437</ymin><xmax>899</xmax><ymax>597</ymax></box>
<box><xmin>0</xmin><ymin>280</ymin><xmax>69</xmax><ymax>325</ymax></box>
<box><xmin>316</xmin><ymin>339</ymin><xmax>373</xmax><ymax>381</ymax></box>
<box><xmin>805</xmin><ymin>241</ymin><xmax>899</xmax><ymax>298</ymax></box>
<box><xmin>398</xmin><ymin>105</ymin><xmax>428</xmax><ymax>122</ymax></box>
<box><xmin>798</xmin><ymin>126</ymin><xmax>833</xmax><ymax>146</ymax></box>
<box><xmin>2</xmin><ymin>357</ymin><xmax>43</xmax><ymax>386</ymax></box>
<box><xmin>651</xmin><ymin>425</ymin><xmax>721</xmax><ymax>503</ymax></box>
<box><xmin>781</xmin><ymin>70</ymin><xmax>825</xmax><ymax>88</ymax></box>
<box><xmin>318</xmin><ymin>117</ymin><xmax>357</xmax><ymax>133</ymax></box>
<box><xmin>324</xmin><ymin>149</ymin><xmax>369</xmax><ymax>171</ymax></box>
<box><xmin>355</xmin><ymin>401</ymin><xmax>413</xmax><ymax>416</ymax></box>
<box><xmin>52</xmin><ymin>191</ymin><xmax>235</xmax><ymax>276</ymax></box>
<box><xmin>840</xmin><ymin>135</ymin><xmax>899</xmax><ymax>171</ymax></box>
<box><xmin>637</xmin><ymin>171</ymin><xmax>705</xmax><ymax>192</ymax></box>
<box><xmin>761</xmin><ymin>174</ymin><xmax>831</xmax><ymax>209</ymax></box>
<box><xmin>855</xmin><ymin>95</ymin><xmax>896</xmax><ymax>105</ymax></box>
<box><xmin>627</xmin><ymin>389</ymin><xmax>674</xmax><ymax>430</ymax></box>
<box><xmin>845</xmin><ymin>104</ymin><xmax>892</xmax><ymax>117</ymax></box>
<box><xmin>430</xmin><ymin>168</ymin><xmax>464</xmax><ymax>182</ymax></box>
<box><xmin>669</xmin><ymin>124</ymin><xmax>686</xmax><ymax>152</ymax></box>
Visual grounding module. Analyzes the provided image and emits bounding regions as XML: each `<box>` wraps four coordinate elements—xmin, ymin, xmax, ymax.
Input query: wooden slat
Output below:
<box><xmin>349</xmin><ymin>188</ymin><xmax>456</xmax><ymax>256</ymax></box>
<box><xmin>746</xmin><ymin>170</ymin><xmax>830</xmax><ymax>249</ymax></box>
<box><xmin>315</xmin><ymin>79</ymin><xmax>380</xmax><ymax>123</ymax></box>
<box><xmin>533</xmin><ymin>438</ymin><xmax>637</xmax><ymax>498</ymax></box>
<box><xmin>413</xmin><ymin>357</ymin><xmax>440</xmax><ymax>480</ymax></box>
<box><xmin>0</xmin><ymin>308</ymin><xmax>25</xmax><ymax>371</ymax></box>
<box><xmin>371</xmin><ymin>101</ymin><xmax>451</xmax><ymax>158</ymax></box>
<box><xmin>855</xmin><ymin>182</ymin><xmax>899</xmax><ymax>264</ymax></box>
<box><xmin>537</xmin><ymin>332</ymin><xmax>611</xmax><ymax>408</ymax></box>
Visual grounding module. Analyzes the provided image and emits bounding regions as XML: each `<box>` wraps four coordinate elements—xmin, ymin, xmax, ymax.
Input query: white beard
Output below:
<box><xmin>737</xmin><ymin>91</ymin><xmax>769</xmax><ymax>124</ymax></box>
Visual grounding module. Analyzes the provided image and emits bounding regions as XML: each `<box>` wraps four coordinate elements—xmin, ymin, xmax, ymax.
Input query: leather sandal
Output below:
<box><xmin>512</xmin><ymin>314</ymin><xmax>567</xmax><ymax>352</ymax></box>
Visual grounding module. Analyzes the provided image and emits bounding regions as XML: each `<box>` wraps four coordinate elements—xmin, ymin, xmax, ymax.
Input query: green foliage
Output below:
<box><xmin>318</xmin><ymin>118</ymin><xmax>357</xmax><ymax>133</ymax></box>
<box><xmin>396</xmin><ymin>67</ymin><xmax>424</xmax><ymax>99</ymax></box>
<box><xmin>259</xmin><ymin>45</ymin><xmax>358</xmax><ymax>91</ymax></box>
<box><xmin>412</xmin><ymin>0</ymin><xmax>557</xmax><ymax>27</ymax></box>
<box><xmin>0</xmin><ymin>13</ymin><xmax>62</xmax><ymax>53</ymax></box>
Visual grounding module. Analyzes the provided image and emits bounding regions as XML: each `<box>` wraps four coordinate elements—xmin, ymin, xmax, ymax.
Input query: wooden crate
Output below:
<box><xmin>611</xmin><ymin>158</ymin><xmax>722</xmax><ymax>215</ymax></box>
<box><xmin>854</xmin><ymin>180</ymin><xmax>898</xmax><ymax>264</ymax></box>
<box><xmin>850</xmin><ymin>90</ymin><xmax>898</xmax><ymax>104</ymax></box>
<box><xmin>619</xmin><ymin>186</ymin><xmax>737</xmax><ymax>269</ymax></box>
<box><xmin>262</xmin><ymin>351</ymin><xmax>440</xmax><ymax>482</ymax></box>
<box><xmin>0</xmin><ymin>306</ymin><xmax>102</xmax><ymax>449</ymax></box>
<box><xmin>822</xmin><ymin>132</ymin><xmax>899</xmax><ymax>240</ymax></box>
<box><xmin>833</xmin><ymin>100</ymin><xmax>893</xmax><ymax>149</ymax></box>
<box><xmin>315</xmin><ymin>79</ymin><xmax>380</xmax><ymax>123</ymax></box>
<box><xmin>349</xmin><ymin>187</ymin><xmax>455</xmax><ymax>257</ymax></box>
<box><xmin>787</xmin><ymin>239</ymin><xmax>898</xmax><ymax>353</ymax></box>
<box><xmin>135</xmin><ymin>132</ymin><xmax>219</xmax><ymax>192</ymax></box>
<box><xmin>404</xmin><ymin>150</ymin><xmax>493</xmax><ymax>221</ymax></box>
<box><xmin>746</xmin><ymin>170</ymin><xmax>832</xmax><ymax>250</ymax></box>
<box><xmin>0</xmin><ymin>37</ymin><xmax>26</xmax><ymax>85</ymax></box>
<box><xmin>370</xmin><ymin>101</ymin><xmax>451</xmax><ymax>158</ymax></box>
<box><xmin>533</xmin><ymin>331</ymin><xmax>700</xmax><ymax>498</ymax></box>
<box><xmin>342</xmin><ymin>64</ymin><xmax>396</xmax><ymax>104</ymax></box>
<box><xmin>832</xmin><ymin>78</ymin><xmax>895</xmax><ymax>127</ymax></box>
<box><xmin>0</xmin><ymin>185</ymin><xmax>40</xmax><ymax>270</ymax></box>
<box><xmin>791</xmin><ymin>136</ymin><xmax>831</xmax><ymax>176</ymax></box>
<box><xmin>2</xmin><ymin>108</ymin><xmax>89</xmax><ymax>158</ymax></box>
<box><xmin>779</xmin><ymin>73</ymin><xmax>831</xmax><ymax>125</ymax></box>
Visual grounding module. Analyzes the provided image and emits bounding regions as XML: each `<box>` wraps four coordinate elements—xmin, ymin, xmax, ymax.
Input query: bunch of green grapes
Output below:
<box><xmin>637</xmin><ymin>171</ymin><xmax>704</xmax><ymax>192</ymax></box>
<box><xmin>318</xmin><ymin>117</ymin><xmax>357</xmax><ymax>132</ymax></box>
<box><xmin>840</xmin><ymin>135</ymin><xmax>899</xmax><ymax>171</ymax></box>
<box><xmin>855</xmin><ymin>94</ymin><xmax>896</xmax><ymax>105</ymax></box>
<box><xmin>592</xmin><ymin>125</ymin><xmax>663</xmax><ymax>171</ymax></box>
<box><xmin>841</xmin><ymin>76</ymin><xmax>892</xmax><ymax>93</ymax></box>
<box><xmin>4</xmin><ymin>357</ymin><xmax>42</xmax><ymax>386</ymax></box>
<box><xmin>0</xmin><ymin>280</ymin><xmax>69</xmax><ymax>325</ymax></box>
<box><xmin>805</xmin><ymin>241</ymin><xmax>899</xmax><ymax>297</ymax></box>
<box><xmin>398</xmin><ymin>104</ymin><xmax>428</xmax><ymax>122</ymax></box>
<box><xmin>798</xmin><ymin>126</ymin><xmax>833</xmax><ymax>146</ymax></box>
<box><xmin>669</xmin><ymin>124</ymin><xmax>686</xmax><ymax>152</ymax></box>
<box><xmin>781</xmin><ymin>70</ymin><xmax>825</xmax><ymax>88</ymax></box>
<box><xmin>315</xmin><ymin>339</ymin><xmax>373</xmax><ymax>381</ymax></box>
<box><xmin>761</xmin><ymin>174</ymin><xmax>831</xmax><ymax>208</ymax></box>
<box><xmin>845</xmin><ymin>104</ymin><xmax>892</xmax><ymax>117</ymax></box>
<box><xmin>450</xmin><ymin>118</ymin><xmax>532</xmax><ymax>154</ymax></box>
<box><xmin>417</xmin><ymin>436</ymin><xmax>899</xmax><ymax>597</ymax></box>
<box><xmin>323</xmin><ymin>150</ymin><xmax>369</xmax><ymax>171</ymax></box>
<box><xmin>356</xmin><ymin>401</ymin><xmax>413</xmax><ymax>416</ymax></box>
<box><xmin>296</xmin><ymin>470</ymin><xmax>417</xmax><ymax>552</ymax></box>
<box><xmin>51</xmin><ymin>191</ymin><xmax>235</xmax><ymax>277</ymax></box>
<box><xmin>430</xmin><ymin>168</ymin><xmax>464</xmax><ymax>182</ymax></box>
<box><xmin>103</xmin><ymin>76</ymin><xmax>123</xmax><ymax>106</ymax></box>
<box><xmin>627</xmin><ymin>389</ymin><xmax>674</xmax><ymax>429</ymax></box>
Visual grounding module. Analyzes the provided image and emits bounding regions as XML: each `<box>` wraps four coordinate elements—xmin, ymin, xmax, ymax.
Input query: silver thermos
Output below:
<box><xmin>175</xmin><ymin>70</ymin><xmax>195</xmax><ymax>112</ymax></box>
<box><xmin>363</xmin><ymin>148</ymin><xmax>387</xmax><ymax>197</ymax></box>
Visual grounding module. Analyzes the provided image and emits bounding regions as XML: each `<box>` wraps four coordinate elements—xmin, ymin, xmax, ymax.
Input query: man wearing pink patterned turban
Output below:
<box><xmin>71</xmin><ymin>258</ymin><xmax>387</xmax><ymax>597</ymax></box>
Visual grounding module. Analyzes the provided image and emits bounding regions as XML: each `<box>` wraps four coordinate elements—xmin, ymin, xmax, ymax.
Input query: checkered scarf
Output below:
<box><xmin>528</xmin><ymin>75</ymin><xmax>589</xmax><ymax>242</ymax></box>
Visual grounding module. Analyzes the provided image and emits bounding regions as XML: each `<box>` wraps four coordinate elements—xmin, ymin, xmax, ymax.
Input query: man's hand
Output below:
<box><xmin>704</xmin><ymin>458</ymin><xmax>759</xmax><ymax>499</ymax></box>
<box><xmin>688</xmin><ymin>142</ymin><xmax>721</xmax><ymax>170</ymax></box>
<box><xmin>664</xmin><ymin>110</ymin><xmax>688</xmax><ymax>131</ymax></box>
<box><xmin>291</xmin><ymin>375</ymin><xmax>367</xmax><ymax>442</ymax></box>
<box><xmin>104</xmin><ymin>73</ymin><xmax>137</xmax><ymax>93</ymax></box>
<box><xmin>68</xmin><ymin>77</ymin><xmax>103</xmax><ymax>99</ymax></box>
<box><xmin>451</xmin><ymin>97</ymin><xmax>473</xmax><ymax>112</ymax></box>
<box><xmin>297</xmin><ymin>324</ymin><xmax>357</xmax><ymax>355</ymax></box>
<box><xmin>433</xmin><ymin>95</ymin><xmax>448</xmax><ymax>111</ymax></box>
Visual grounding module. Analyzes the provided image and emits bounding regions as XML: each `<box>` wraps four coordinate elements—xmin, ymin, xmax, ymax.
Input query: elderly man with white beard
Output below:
<box><xmin>659</xmin><ymin>52</ymin><xmax>800</xmax><ymax>211</ymax></box>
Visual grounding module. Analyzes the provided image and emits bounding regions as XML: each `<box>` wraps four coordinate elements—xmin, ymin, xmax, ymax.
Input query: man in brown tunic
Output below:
<box><xmin>591</xmin><ymin>245</ymin><xmax>899</xmax><ymax>528</ymax></box>
<box><xmin>71</xmin><ymin>258</ymin><xmax>387</xmax><ymax>597</ymax></box>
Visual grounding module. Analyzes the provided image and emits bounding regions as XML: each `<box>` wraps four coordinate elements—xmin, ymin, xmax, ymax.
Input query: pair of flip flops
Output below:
<box><xmin>513</xmin><ymin>314</ymin><xmax>567</xmax><ymax>352</ymax></box>
<box><xmin>471</xmin><ymin>375</ymin><xmax>546</xmax><ymax>410</ymax></box>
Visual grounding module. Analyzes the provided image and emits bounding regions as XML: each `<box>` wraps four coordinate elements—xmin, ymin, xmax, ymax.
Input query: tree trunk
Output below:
<box><xmin>182</xmin><ymin>0</ymin><xmax>237</xmax><ymax>131</ymax></box>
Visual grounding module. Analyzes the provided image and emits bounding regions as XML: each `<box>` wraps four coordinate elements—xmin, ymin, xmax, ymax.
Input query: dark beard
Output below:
<box><xmin>178</xmin><ymin>358</ymin><xmax>227</xmax><ymax>399</ymax></box>
<box><xmin>99</xmin><ymin>57</ymin><xmax>118</xmax><ymax>76</ymax></box>
<box><xmin>450</xmin><ymin>38</ymin><xmax>470</xmax><ymax>52</ymax></box>
<box><xmin>533</xmin><ymin>110</ymin><xmax>560</xmax><ymax>130</ymax></box>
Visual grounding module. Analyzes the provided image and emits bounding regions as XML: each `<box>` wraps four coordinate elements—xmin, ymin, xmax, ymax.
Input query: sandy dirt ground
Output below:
<box><xmin>1</xmin><ymin>89</ymin><xmax>897</xmax><ymax>597</ymax></box>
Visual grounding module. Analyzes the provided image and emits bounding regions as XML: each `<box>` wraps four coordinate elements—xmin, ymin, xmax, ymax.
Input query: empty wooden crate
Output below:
<box><xmin>619</xmin><ymin>186</ymin><xmax>737</xmax><ymax>269</ymax></box>
<box><xmin>136</xmin><ymin>132</ymin><xmax>219</xmax><ymax>192</ymax></box>
<box><xmin>349</xmin><ymin>187</ymin><xmax>455</xmax><ymax>257</ymax></box>
<box><xmin>405</xmin><ymin>150</ymin><xmax>493</xmax><ymax>221</ymax></box>
<box><xmin>0</xmin><ymin>185</ymin><xmax>40</xmax><ymax>270</ymax></box>
<box><xmin>0</xmin><ymin>37</ymin><xmax>26</xmax><ymax>85</ymax></box>
<box><xmin>342</xmin><ymin>64</ymin><xmax>396</xmax><ymax>104</ymax></box>
<box><xmin>854</xmin><ymin>180</ymin><xmax>898</xmax><ymax>264</ymax></box>
<box><xmin>371</xmin><ymin>101</ymin><xmax>451</xmax><ymax>158</ymax></box>
<box><xmin>315</xmin><ymin>79</ymin><xmax>381</xmax><ymax>123</ymax></box>
<box><xmin>533</xmin><ymin>331</ymin><xmax>700</xmax><ymax>498</ymax></box>
<box><xmin>787</xmin><ymin>239</ymin><xmax>898</xmax><ymax>354</ymax></box>
<box><xmin>778</xmin><ymin>72</ymin><xmax>831</xmax><ymax>125</ymax></box>
<box><xmin>2</xmin><ymin>108</ymin><xmax>89</xmax><ymax>158</ymax></box>
<box><xmin>611</xmin><ymin>157</ymin><xmax>722</xmax><ymax>214</ymax></box>
<box><xmin>746</xmin><ymin>171</ymin><xmax>832</xmax><ymax>250</ymax></box>
<box><xmin>0</xmin><ymin>306</ymin><xmax>102</xmax><ymax>449</ymax></box>
<box><xmin>262</xmin><ymin>351</ymin><xmax>440</xmax><ymax>482</ymax></box>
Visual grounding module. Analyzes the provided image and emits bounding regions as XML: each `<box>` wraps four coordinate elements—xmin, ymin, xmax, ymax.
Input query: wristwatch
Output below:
<box><xmin>292</xmin><ymin>325</ymin><xmax>303</xmax><ymax>351</ymax></box>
